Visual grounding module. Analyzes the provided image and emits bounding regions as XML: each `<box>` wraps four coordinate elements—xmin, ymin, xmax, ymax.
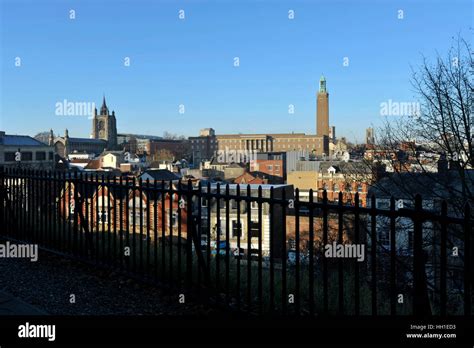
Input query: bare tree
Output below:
<box><xmin>363</xmin><ymin>37</ymin><xmax>474</xmax><ymax>313</ymax></box>
<box><xmin>163</xmin><ymin>131</ymin><xmax>187</xmax><ymax>140</ymax></box>
<box><xmin>369</xmin><ymin>36</ymin><xmax>473</xmax><ymax>214</ymax></box>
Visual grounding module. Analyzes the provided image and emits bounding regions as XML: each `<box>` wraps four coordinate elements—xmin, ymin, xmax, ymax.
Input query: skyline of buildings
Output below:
<box><xmin>29</xmin><ymin>75</ymin><xmax>335</xmax><ymax>161</ymax></box>
<box><xmin>0</xmin><ymin>2</ymin><xmax>471</xmax><ymax>344</ymax></box>
<box><xmin>1</xmin><ymin>1</ymin><xmax>471</xmax><ymax>142</ymax></box>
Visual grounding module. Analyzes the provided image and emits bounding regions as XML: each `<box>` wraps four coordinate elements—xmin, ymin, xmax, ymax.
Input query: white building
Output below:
<box><xmin>0</xmin><ymin>131</ymin><xmax>56</xmax><ymax>170</ymax></box>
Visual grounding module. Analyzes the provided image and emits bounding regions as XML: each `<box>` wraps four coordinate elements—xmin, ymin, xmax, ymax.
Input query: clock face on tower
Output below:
<box><xmin>98</xmin><ymin>120</ymin><xmax>105</xmax><ymax>138</ymax></box>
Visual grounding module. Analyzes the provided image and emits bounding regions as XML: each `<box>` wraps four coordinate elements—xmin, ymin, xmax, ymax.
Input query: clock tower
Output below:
<box><xmin>92</xmin><ymin>96</ymin><xmax>117</xmax><ymax>149</ymax></box>
<box><xmin>316</xmin><ymin>75</ymin><xmax>329</xmax><ymax>137</ymax></box>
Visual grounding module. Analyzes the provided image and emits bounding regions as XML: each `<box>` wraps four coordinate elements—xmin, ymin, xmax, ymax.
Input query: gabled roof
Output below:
<box><xmin>84</xmin><ymin>159</ymin><xmax>101</xmax><ymax>170</ymax></box>
<box><xmin>227</xmin><ymin>163</ymin><xmax>245</xmax><ymax>169</ymax></box>
<box><xmin>140</xmin><ymin>169</ymin><xmax>180</xmax><ymax>182</ymax></box>
<box><xmin>101</xmin><ymin>151</ymin><xmax>124</xmax><ymax>156</ymax></box>
<box><xmin>234</xmin><ymin>172</ymin><xmax>256</xmax><ymax>184</ymax></box>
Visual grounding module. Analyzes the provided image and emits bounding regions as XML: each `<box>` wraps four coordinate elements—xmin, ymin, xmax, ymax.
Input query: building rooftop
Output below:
<box><xmin>369</xmin><ymin>170</ymin><xmax>474</xmax><ymax>202</ymax></box>
<box><xmin>216</xmin><ymin>133</ymin><xmax>319</xmax><ymax>139</ymax></box>
<box><xmin>68</xmin><ymin>137</ymin><xmax>107</xmax><ymax>144</ymax></box>
<box><xmin>210</xmin><ymin>183</ymin><xmax>290</xmax><ymax>190</ymax></box>
<box><xmin>0</xmin><ymin>134</ymin><xmax>47</xmax><ymax>147</ymax></box>
<box><xmin>140</xmin><ymin>169</ymin><xmax>180</xmax><ymax>182</ymax></box>
<box><xmin>101</xmin><ymin>150</ymin><xmax>124</xmax><ymax>156</ymax></box>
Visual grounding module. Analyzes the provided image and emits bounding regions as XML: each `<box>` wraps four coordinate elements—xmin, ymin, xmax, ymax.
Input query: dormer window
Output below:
<box><xmin>328</xmin><ymin>166</ymin><xmax>336</xmax><ymax>174</ymax></box>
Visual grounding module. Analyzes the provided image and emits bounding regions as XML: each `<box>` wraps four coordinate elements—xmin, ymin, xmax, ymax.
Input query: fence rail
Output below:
<box><xmin>0</xmin><ymin>168</ymin><xmax>472</xmax><ymax>316</ymax></box>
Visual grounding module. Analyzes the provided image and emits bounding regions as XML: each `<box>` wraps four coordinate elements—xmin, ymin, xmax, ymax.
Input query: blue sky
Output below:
<box><xmin>0</xmin><ymin>0</ymin><xmax>472</xmax><ymax>143</ymax></box>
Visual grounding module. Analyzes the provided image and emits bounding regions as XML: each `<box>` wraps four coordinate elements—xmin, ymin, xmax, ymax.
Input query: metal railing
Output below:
<box><xmin>0</xmin><ymin>168</ymin><xmax>472</xmax><ymax>316</ymax></box>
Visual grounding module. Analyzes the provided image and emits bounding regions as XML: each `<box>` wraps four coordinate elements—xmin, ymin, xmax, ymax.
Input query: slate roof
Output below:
<box><xmin>68</xmin><ymin>138</ymin><xmax>107</xmax><ymax>144</ymax></box>
<box><xmin>318</xmin><ymin>161</ymin><xmax>373</xmax><ymax>174</ymax></box>
<box><xmin>0</xmin><ymin>135</ymin><xmax>47</xmax><ymax>146</ymax></box>
<box><xmin>140</xmin><ymin>169</ymin><xmax>180</xmax><ymax>182</ymax></box>
<box><xmin>369</xmin><ymin>170</ymin><xmax>474</xmax><ymax>201</ymax></box>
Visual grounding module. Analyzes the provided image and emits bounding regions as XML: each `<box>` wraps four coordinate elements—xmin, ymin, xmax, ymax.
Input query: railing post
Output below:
<box><xmin>73</xmin><ymin>171</ymin><xmax>79</xmax><ymax>256</ymax></box>
<box><xmin>354</xmin><ymin>192</ymin><xmax>360</xmax><ymax>315</ymax></box>
<box><xmin>389</xmin><ymin>196</ymin><xmax>396</xmax><ymax>315</ymax></box>
<box><xmin>322</xmin><ymin>189</ymin><xmax>328</xmax><ymax>315</ymax></box>
<box><xmin>370</xmin><ymin>194</ymin><xmax>377</xmax><ymax>316</ymax></box>
<box><xmin>308</xmin><ymin>189</ymin><xmax>314</xmax><ymax>316</ymax></box>
<box><xmin>464</xmin><ymin>202</ymin><xmax>471</xmax><ymax>316</ymax></box>
<box><xmin>186</xmin><ymin>179</ymin><xmax>193</xmax><ymax>287</ymax></box>
<box><xmin>0</xmin><ymin>167</ymin><xmax>4</xmax><ymax>236</ymax></box>
<box><xmin>440</xmin><ymin>200</ymin><xmax>447</xmax><ymax>316</ymax></box>
<box><xmin>337</xmin><ymin>190</ymin><xmax>343</xmax><ymax>315</ymax></box>
<box><xmin>413</xmin><ymin>194</ymin><xmax>431</xmax><ymax>316</ymax></box>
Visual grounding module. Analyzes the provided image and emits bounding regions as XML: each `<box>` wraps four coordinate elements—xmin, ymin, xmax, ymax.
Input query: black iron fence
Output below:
<box><xmin>0</xmin><ymin>168</ymin><xmax>472</xmax><ymax>316</ymax></box>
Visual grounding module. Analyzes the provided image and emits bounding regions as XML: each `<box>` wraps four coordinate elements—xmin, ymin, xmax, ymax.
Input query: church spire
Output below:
<box><xmin>100</xmin><ymin>95</ymin><xmax>109</xmax><ymax>115</ymax></box>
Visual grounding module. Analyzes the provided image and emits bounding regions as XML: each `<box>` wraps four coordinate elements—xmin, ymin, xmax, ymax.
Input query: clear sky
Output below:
<box><xmin>0</xmin><ymin>0</ymin><xmax>472</xmax><ymax>143</ymax></box>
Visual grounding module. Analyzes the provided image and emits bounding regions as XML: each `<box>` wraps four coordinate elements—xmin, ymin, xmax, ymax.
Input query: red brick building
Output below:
<box><xmin>316</xmin><ymin>162</ymin><xmax>374</xmax><ymax>207</ymax></box>
<box><xmin>145</xmin><ymin>139</ymin><xmax>191</xmax><ymax>161</ymax></box>
<box><xmin>59</xmin><ymin>179</ymin><xmax>190</xmax><ymax>240</ymax></box>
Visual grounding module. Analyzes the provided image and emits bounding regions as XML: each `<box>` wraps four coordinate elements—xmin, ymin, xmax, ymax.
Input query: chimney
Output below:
<box><xmin>437</xmin><ymin>154</ymin><xmax>448</xmax><ymax>175</ymax></box>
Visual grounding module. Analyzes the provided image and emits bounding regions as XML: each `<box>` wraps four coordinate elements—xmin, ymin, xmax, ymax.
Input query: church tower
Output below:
<box><xmin>92</xmin><ymin>96</ymin><xmax>118</xmax><ymax>149</ymax></box>
<box><xmin>317</xmin><ymin>75</ymin><xmax>329</xmax><ymax>137</ymax></box>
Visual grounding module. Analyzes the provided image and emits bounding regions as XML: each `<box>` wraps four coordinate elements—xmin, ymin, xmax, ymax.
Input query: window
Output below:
<box><xmin>128</xmin><ymin>198</ymin><xmax>146</xmax><ymax>227</ymax></box>
<box><xmin>397</xmin><ymin>200</ymin><xmax>413</xmax><ymax>210</ymax></box>
<box><xmin>68</xmin><ymin>201</ymin><xmax>75</xmax><ymax>221</ymax></box>
<box><xmin>201</xmin><ymin>197</ymin><xmax>208</xmax><ymax>207</ymax></box>
<box><xmin>345</xmin><ymin>184</ymin><xmax>351</xmax><ymax>192</ymax></box>
<box><xmin>49</xmin><ymin>152</ymin><xmax>54</xmax><ymax>160</ymax></box>
<box><xmin>232</xmin><ymin>220</ymin><xmax>242</xmax><ymax>238</ymax></box>
<box><xmin>98</xmin><ymin>210</ymin><xmax>108</xmax><ymax>223</ymax></box>
<box><xmin>332</xmin><ymin>183</ymin><xmax>338</xmax><ymax>192</ymax></box>
<box><xmin>275</xmin><ymin>165</ymin><xmax>280</xmax><ymax>172</ymax></box>
<box><xmin>357</xmin><ymin>184</ymin><xmax>363</xmax><ymax>192</ymax></box>
<box><xmin>250</xmin><ymin>221</ymin><xmax>259</xmax><ymax>238</ymax></box>
<box><xmin>129</xmin><ymin>210</ymin><xmax>143</xmax><ymax>226</ymax></box>
<box><xmin>22</xmin><ymin>152</ymin><xmax>33</xmax><ymax>161</ymax></box>
<box><xmin>267</xmin><ymin>165</ymin><xmax>273</xmax><ymax>171</ymax></box>
<box><xmin>4</xmin><ymin>152</ymin><xmax>15</xmax><ymax>162</ymax></box>
<box><xmin>250</xmin><ymin>201</ymin><xmax>258</xmax><ymax>210</ymax></box>
<box><xmin>231</xmin><ymin>199</ymin><xmax>238</xmax><ymax>209</ymax></box>
<box><xmin>36</xmin><ymin>152</ymin><xmax>46</xmax><ymax>161</ymax></box>
<box><xmin>170</xmin><ymin>212</ymin><xmax>178</xmax><ymax>227</ymax></box>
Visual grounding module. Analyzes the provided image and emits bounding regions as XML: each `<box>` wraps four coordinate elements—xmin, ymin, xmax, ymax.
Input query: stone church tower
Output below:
<box><xmin>92</xmin><ymin>96</ymin><xmax>117</xmax><ymax>149</ymax></box>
